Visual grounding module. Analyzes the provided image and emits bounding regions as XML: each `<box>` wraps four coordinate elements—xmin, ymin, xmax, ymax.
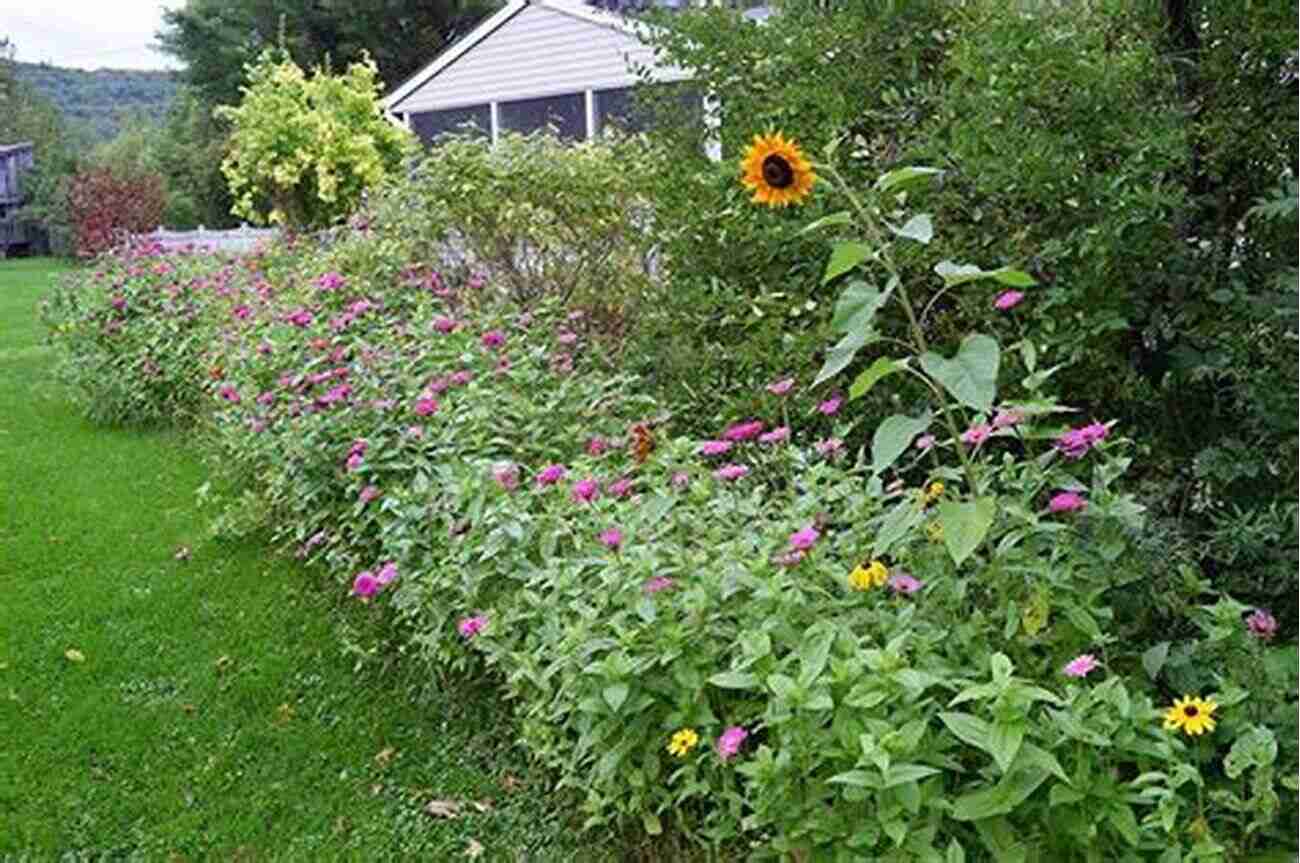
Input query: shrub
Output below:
<box><xmin>64</xmin><ymin>167</ymin><xmax>167</xmax><ymax>259</ymax></box>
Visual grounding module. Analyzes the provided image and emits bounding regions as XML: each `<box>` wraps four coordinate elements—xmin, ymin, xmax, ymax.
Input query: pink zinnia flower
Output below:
<box><xmin>716</xmin><ymin>726</ymin><xmax>749</xmax><ymax>760</ymax></box>
<box><xmin>587</xmin><ymin>436</ymin><xmax>609</xmax><ymax>456</ymax></box>
<box><xmin>493</xmin><ymin>464</ymin><xmax>519</xmax><ymax>491</ymax></box>
<box><xmin>571</xmin><ymin>478</ymin><xmax>601</xmax><ymax>504</ymax></box>
<box><xmin>218</xmin><ymin>385</ymin><xmax>240</xmax><ymax>403</ymax></box>
<box><xmin>767</xmin><ymin>377</ymin><xmax>795</xmax><ymax>396</ymax></box>
<box><xmin>915</xmin><ymin>434</ymin><xmax>936</xmax><ymax>451</ymax></box>
<box><xmin>1048</xmin><ymin>491</ymin><xmax>1087</xmax><ymax>513</ymax></box>
<box><xmin>818</xmin><ymin>395</ymin><xmax>843</xmax><ymax>415</ymax></box>
<box><xmin>316</xmin><ymin>271</ymin><xmax>346</xmax><ymax>291</ymax></box>
<box><xmin>449</xmin><ymin>370</ymin><xmax>474</xmax><ymax>386</ymax></box>
<box><xmin>232</xmin><ymin>304</ymin><xmax>252</xmax><ymax>320</ymax></box>
<box><xmin>888</xmin><ymin>573</ymin><xmax>924</xmax><ymax>595</ymax></box>
<box><xmin>759</xmin><ymin>426</ymin><xmax>790</xmax><ymax>445</ymax></box>
<box><xmin>599</xmin><ymin>528</ymin><xmax>623</xmax><ymax>551</ymax></box>
<box><xmin>698</xmin><ymin>440</ymin><xmax>733</xmax><ymax>457</ymax></box>
<box><xmin>723</xmin><ymin>420</ymin><xmax>765</xmax><ymax>442</ymax></box>
<box><xmin>1055</xmin><ymin>421</ymin><xmax>1110</xmax><ymax>460</ymax></box>
<box><xmin>351</xmin><ymin>571</ymin><xmax>379</xmax><ymax>598</ymax></box>
<box><xmin>284</xmin><ymin>308</ymin><xmax>313</xmax><ymax>327</ymax></box>
<box><xmin>1245</xmin><ymin>609</ymin><xmax>1278</xmax><ymax>640</ymax></box>
<box><xmin>458</xmin><ymin>616</ymin><xmax>487</xmax><ymax>638</ymax></box>
<box><xmin>961</xmin><ymin>424</ymin><xmax>992</xmax><ymax>447</ymax></box>
<box><xmin>536</xmin><ymin>464</ymin><xmax>567</xmax><ymax>486</ymax></box>
<box><xmin>359</xmin><ymin>485</ymin><xmax>380</xmax><ymax>503</ymax></box>
<box><xmin>994</xmin><ymin>290</ymin><xmax>1024</xmax><ymax>310</ymax></box>
<box><xmin>1063</xmin><ymin>654</ymin><xmax>1099</xmax><ymax>678</ymax></box>
<box><xmin>789</xmin><ymin>525</ymin><xmax>819</xmax><ymax>551</ymax></box>
<box><xmin>414</xmin><ymin>397</ymin><xmax>439</xmax><ymax>417</ymax></box>
<box><xmin>110</xmin><ymin>295</ymin><xmax>127</xmax><ymax>310</ymax></box>
<box><xmin>643</xmin><ymin>576</ymin><xmax>674</xmax><ymax>594</ymax></box>
<box><xmin>714</xmin><ymin>464</ymin><xmax>749</xmax><ymax>481</ymax></box>
<box><xmin>671</xmin><ymin>472</ymin><xmax>690</xmax><ymax>489</ymax></box>
<box><xmin>481</xmin><ymin>329</ymin><xmax>506</xmax><ymax>350</ymax></box>
<box><xmin>557</xmin><ymin>331</ymin><xmax>578</xmax><ymax>345</ymax></box>
<box><xmin>607</xmin><ymin>478</ymin><xmax>634</xmax><ymax>499</ymax></box>
<box><xmin>376</xmin><ymin>562</ymin><xmax>398</xmax><ymax>585</ymax></box>
<box><xmin>992</xmin><ymin>409</ymin><xmax>1023</xmax><ymax>429</ymax></box>
<box><xmin>815</xmin><ymin>437</ymin><xmax>844</xmax><ymax>457</ymax></box>
<box><xmin>433</xmin><ymin>316</ymin><xmax>458</xmax><ymax>333</ymax></box>
<box><xmin>256</xmin><ymin>391</ymin><xmax>275</xmax><ymax>406</ymax></box>
<box><xmin>346</xmin><ymin>453</ymin><xmax>364</xmax><ymax>471</ymax></box>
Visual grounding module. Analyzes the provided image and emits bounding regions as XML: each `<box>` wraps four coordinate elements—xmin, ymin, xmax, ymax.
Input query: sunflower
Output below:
<box><xmin>740</xmin><ymin>132</ymin><xmax>816</xmax><ymax>208</ymax></box>
<box><xmin>1163</xmin><ymin>695</ymin><xmax>1218</xmax><ymax>736</ymax></box>
<box><xmin>848</xmin><ymin>560</ymin><xmax>889</xmax><ymax>591</ymax></box>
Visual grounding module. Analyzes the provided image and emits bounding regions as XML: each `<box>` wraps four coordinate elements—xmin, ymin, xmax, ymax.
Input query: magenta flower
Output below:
<box><xmin>232</xmin><ymin>304</ymin><xmax>252</xmax><ymax>320</ymax></box>
<box><xmin>714</xmin><ymin>464</ymin><xmax>750</xmax><ymax>481</ymax></box>
<box><xmin>414</xmin><ymin>397</ymin><xmax>439</xmax><ymax>417</ymax></box>
<box><xmin>316</xmin><ymin>271</ymin><xmax>346</xmax><ymax>291</ymax></box>
<box><xmin>607</xmin><ymin>478</ymin><xmax>634</xmax><ymax>499</ymax></box>
<box><xmin>915</xmin><ymin>434</ymin><xmax>936</xmax><ymax>451</ymax></box>
<box><xmin>671</xmin><ymin>472</ymin><xmax>690</xmax><ymax>489</ymax></box>
<box><xmin>218</xmin><ymin>385</ymin><xmax>241</xmax><ymax>403</ymax></box>
<box><xmin>698</xmin><ymin>440</ymin><xmax>734</xmax><ymax>457</ymax></box>
<box><xmin>1245</xmin><ymin>609</ymin><xmax>1278</xmax><ymax>640</ymax></box>
<box><xmin>587</xmin><ymin>437</ymin><xmax>609</xmax><ymax>456</ymax></box>
<box><xmin>458</xmin><ymin>616</ymin><xmax>487</xmax><ymax>638</ymax></box>
<box><xmin>284</xmin><ymin>308</ymin><xmax>313</xmax><ymax>327</ymax></box>
<box><xmin>599</xmin><ymin>528</ymin><xmax>623</xmax><ymax>551</ymax></box>
<box><xmin>346</xmin><ymin>453</ymin><xmax>364</xmax><ymax>471</ymax></box>
<box><xmin>433</xmin><ymin>316</ymin><xmax>458</xmax><ymax>333</ymax></box>
<box><xmin>759</xmin><ymin>426</ymin><xmax>791</xmax><ymax>445</ymax></box>
<box><xmin>376</xmin><ymin>562</ymin><xmax>398</xmax><ymax>585</ymax></box>
<box><xmin>723</xmin><ymin>420</ymin><xmax>765</xmax><ymax>442</ymax></box>
<box><xmin>994</xmin><ymin>290</ymin><xmax>1024</xmax><ymax>310</ymax></box>
<box><xmin>1055</xmin><ymin>421</ymin><xmax>1110</xmax><ymax>460</ymax></box>
<box><xmin>992</xmin><ymin>409</ymin><xmax>1023</xmax><ymax>429</ymax></box>
<box><xmin>557</xmin><ymin>331</ymin><xmax>579</xmax><ymax>345</ymax></box>
<box><xmin>351</xmin><ymin>571</ymin><xmax>379</xmax><ymax>598</ymax></box>
<box><xmin>493</xmin><ymin>464</ymin><xmax>519</xmax><ymax>491</ymax></box>
<box><xmin>818</xmin><ymin>395</ymin><xmax>843</xmax><ymax>416</ymax></box>
<box><xmin>815</xmin><ymin>437</ymin><xmax>844</xmax><ymax>457</ymax></box>
<box><xmin>888</xmin><ymin>573</ymin><xmax>924</xmax><ymax>595</ymax></box>
<box><xmin>536</xmin><ymin>464</ymin><xmax>567</xmax><ymax>486</ymax></box>
<box><xmin>767</xmin><ymin>377</ymin><xmax>795</xmax><ymax>396</ymax></box>
<box><xmin>643</xmin><ymin>576</ymin><xmax>674</xmax><ymax>594</ymax></box>
<box><xmin>716</xmin><ymin>726</ymin><xmax>749</xmax><ymax>760</ymax></box>
<box><xmin>1063</xmin><ymin>654</ymin><xmax>1099</xmax><ymax>678</ymax></box>
<box><xmin>359</xmin><ymin>485</ymin><xmax>381</xmax><ymax>503</ymax></box>
<box><xmin>571</xmin><ymin>478</ymin><xmax>601</xmax><ymax>504</ymax></box>
<box><xmin>1048</xmin><ymin>491</ymin><xmax>1087</xmax><ymax>513</ymax></box>
<box><xmin>256</xmin><ymin>391</ymin><xmax>275</xmax><ymax>406</ymax></box>
<box><xmin>481</xmin><ymin>329</ymin><xmax>506</xmax><ymax>350</ymax></box>
<box><xmin>789</xmin><ymin>525</ymin><xmax>820</xmax><ymax>551</ymax></box>
<box><xmin>961</xmin><ymin>424</ymin><xmax>992</xmax><ymax>447</ymax></box>
<box><xmin>109</xmin><ymin>294</ymin><xmax>127</xmax><ymax>310</ymax></box>
<box><xmin>449</xmin><ymin>370</ymin><xmax>474</xmax><ymax>386</ymax></box>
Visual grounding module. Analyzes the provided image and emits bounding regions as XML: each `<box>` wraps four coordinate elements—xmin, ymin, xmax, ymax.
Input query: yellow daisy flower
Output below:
<box><xmin>924</xmin><ymin>481</ymin><xmax>944</xmax><ymax>504</ymax></box>
<box><xmin>740</xmin><ymin>132</ymin><xmax>816</xmax><ymax>208</ymax></box>
<box><xmin>1163</xmin><ymin>695</ymin><xmax>1218</xmax><ymax>736</ymax></box>
<box><xmin>849</xmin><ymin>560</ymin><xmax>889</xmax><ymax>591</ymax></box>
<box><xmin>666</xmin><ymin>728</ymin><xmax>700</xmax><ymax>757</ymax></box>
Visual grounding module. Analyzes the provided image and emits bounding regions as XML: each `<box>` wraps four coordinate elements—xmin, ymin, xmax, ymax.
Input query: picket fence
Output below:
<box><xmin>137</xmin><ymin>224</ymin><xmax>279</xmax><ymax>253</ymax></box>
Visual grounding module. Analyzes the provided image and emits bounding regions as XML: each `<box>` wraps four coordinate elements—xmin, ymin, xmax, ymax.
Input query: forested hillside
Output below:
<box><xmin>10</xmin><ymin>62</ymin><xmax>177</xmax><ymax>142</ymax></box>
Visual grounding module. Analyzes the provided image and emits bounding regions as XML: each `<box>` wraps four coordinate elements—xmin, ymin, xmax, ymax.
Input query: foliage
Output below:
<box><xmin>157</xmin><ymin>0</ymin><xmax>494</xmax><ymax>107</ymax></box>
<box><xmin>64</xmin><ymin>167</ymin><xmax>167</xmax><ymax>259</ymax></box>
<box><xmin>8</xmin><ymin>60</ymin><xmax>177</xmax><ymax>143</ymax></box>
<box><xmin>215</xmin><ymin>50</ymin><xmax>415</xmax><ymax>230</ymax></box>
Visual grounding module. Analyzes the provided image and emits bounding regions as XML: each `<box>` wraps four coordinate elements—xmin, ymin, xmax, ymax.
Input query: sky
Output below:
<box><xmin>1</xmin><ymin>1</ymin><xmax>183</xmax><ymax>70</ymax></box>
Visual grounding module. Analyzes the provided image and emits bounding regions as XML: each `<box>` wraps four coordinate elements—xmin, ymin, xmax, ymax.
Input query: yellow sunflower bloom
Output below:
<box><xmin>1163</xmin><ymin>695</ymin><xmax>1218</xmax><ymax>736</ymax></box>
<box><xmin>740</xmin><ymin>132</ymin><xmax>816</xmax><ymax>208</ymax></box>
<box><xmin>849</xmin><ymin>560</ymin><xmax>889</xmax><ymax>591</ymax></box>
<box><xmin>667</xmin><ymin>728</ymin><xmax>700</xmax><ymax>757</ymax></box>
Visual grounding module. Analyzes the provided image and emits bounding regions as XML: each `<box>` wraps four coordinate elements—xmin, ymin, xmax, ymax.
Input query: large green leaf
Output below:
<box><xmin>871</xmin><ymin>412</ymin><xmax>932</xmax><ymax>475</ymax></box>
<box><xmin>823</xmin><ymin>242</ymin><xmax>873</xmax><ymax>284</ymax></box>
<box><xmin>939</xmin><ymin>711</ymin><xmax>992</xmax><ymax>752</ymax></box>
<box><xmin>919</xmin><ymin>334</ymin><xmax>1000</xmax><ymax>412</ymax></box>
<box><xmin>849</xmin><ymin>356</ymin><xmax>908</xmax><ymax>401</ymax></box>
<box><xmin>876</xmin><ymin>165</ymin><xmax>942</xmax><ymax>193</ymax></box>
<box><xmin>987</xmin><ymin>721</ymin><xmax>1026</xmax><ymax>774</ymax></box>
<box><xmin>952</xmin><ymin>760</ymin><xmax>1051</xmax><ymax>821</ymax></box>
<box><xmin>709</xmin><ymin>671</ymin><xmax>760</xmax><ymax>690</ymax></box>
<box><xmin>800</xmin><ymin>210</ymin><xmax>852</xmax><ymax>235</ymax></box>
<box><xmin>873</xmin><ymin>496</ymin><xmax>927</xmax><ymax>557</ymax></box>
<box><xmin>602</xmin><ymin>682</ymin><xmax>629</xmax><ymax>713</ymax></box>
<box><xmin>830</xmin><ymin>281</ymin><xmax>888</xmax><ymax>333</ymax></box>
<box><xmin>814</xmin><ymin>328</ymin><xmax>873</xmax><ymax>387</ymax></box>
<box><xmin>892</xmin><ymin>213</ymin><xmax>933</xmax><ymax>245</ymax></box>
<box><xmin>938</xmin><ymin>498</ymin><xmax>997</xmax><ymax>566</ymax></box>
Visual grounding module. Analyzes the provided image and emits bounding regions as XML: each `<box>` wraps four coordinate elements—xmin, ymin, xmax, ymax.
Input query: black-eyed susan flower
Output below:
<box><xmin>740</xmin><ymin>132</ymin><xmax>816</xmax><ymax>208</ymax></box>
<box><xmin>667</xmin><ymin>728</ymin><xmax>700</xmax><ymax>757</ymax></box>
<box><xmin>849</xmin><ymin>560</ymin><xmax>889</xmax><ymax>591</ymax></box>
<box><xmin>1163</xmin><ymin>695</ymin><xmax>1218</xmax><ymax>736</ymax></box>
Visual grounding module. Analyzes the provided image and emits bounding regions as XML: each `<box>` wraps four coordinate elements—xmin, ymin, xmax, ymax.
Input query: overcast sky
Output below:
<box><xmin>1</xmin><ymin>1</ymin><xmax>182</xmax><ymax>70</ymax></box>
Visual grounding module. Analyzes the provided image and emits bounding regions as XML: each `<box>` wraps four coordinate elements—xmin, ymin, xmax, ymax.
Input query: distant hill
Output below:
<box><xmin>11</xmin><ymin>62</ymin><xmax>179</xmax><ymax>143</ymax></box>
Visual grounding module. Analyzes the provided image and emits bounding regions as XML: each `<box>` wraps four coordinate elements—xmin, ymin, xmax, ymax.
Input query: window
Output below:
<box><xmin>498</xmin><ymin>93</ymin><xmax>586</xmax><ymax>141</ymax></box>
<box><xmin>595</xmin><ymin>84</ymin><xmax>701</xmax><ymax>136</ymax></box>
<box><xmin>409</xmin><ymin>105</ymin><xmax>491</xmax><ymax>146</ymax></box>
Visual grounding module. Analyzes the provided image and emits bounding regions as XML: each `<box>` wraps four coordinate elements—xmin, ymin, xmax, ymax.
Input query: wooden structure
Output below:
<box><xmin>0</xmin><ymin>141</ymin><xmax>35</xmax><ymax>254</ymax></box>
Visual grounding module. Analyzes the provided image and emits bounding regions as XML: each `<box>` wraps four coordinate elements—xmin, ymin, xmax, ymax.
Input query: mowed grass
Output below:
<box><xmin>0</xmin><ymin>258</ymin><xmax>618</xmax><ymax>860</ymax></box>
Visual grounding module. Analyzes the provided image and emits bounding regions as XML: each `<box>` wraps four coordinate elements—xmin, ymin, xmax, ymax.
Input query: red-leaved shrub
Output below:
<box><xmin>66</xmin><ymin>168</ymin><xmax>167</xmax><ymax>259</ymax></box>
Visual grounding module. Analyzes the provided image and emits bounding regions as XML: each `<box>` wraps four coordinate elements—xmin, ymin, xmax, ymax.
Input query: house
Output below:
<box><xmin>0</xmin><ymin>141</ymin><xmax>34</xmax><ymax>254</ymax></box>
<box><xmin>382</xmin><ymin>0</ymin><xmax>728</xmax><ymax>154</ymax></box>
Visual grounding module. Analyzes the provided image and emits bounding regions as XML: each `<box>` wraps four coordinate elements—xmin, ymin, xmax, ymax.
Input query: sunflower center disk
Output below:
<box><xmin>761</xmin><ymin>155</ymin><xmax>795</xmax><ymax>189</ymax></box>
<box><xmin>1184</xmin><ymin>706</ymin><xmax>1199</xmax><ymax>717</ymax></box>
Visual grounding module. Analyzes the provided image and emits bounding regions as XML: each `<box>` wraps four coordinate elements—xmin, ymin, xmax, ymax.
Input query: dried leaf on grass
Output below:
<box><xmin>64</xmin><ymin>649</ymin><xmax>86</xmax><ymax>663</ymax></box>
<box><xmin>465</xmin><ymin>838</ymin><xmax>485</xmax><ymax>859</ymax></box>
<box><xmin>424</xmin><ymin>799</ymin><xmax>462</xmax><ymax>819</ymax></box>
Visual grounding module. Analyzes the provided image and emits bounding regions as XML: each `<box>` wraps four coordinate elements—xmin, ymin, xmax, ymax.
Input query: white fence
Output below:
<box><xmin>137</xmin><ymin>224</ymin><xmax>279</xmax><ymax>253</ymax></box>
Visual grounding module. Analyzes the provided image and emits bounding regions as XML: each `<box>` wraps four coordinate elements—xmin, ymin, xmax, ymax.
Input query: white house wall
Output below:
<box><xmin>391</xmin><ymin>4</ymin><xmax>690</xmax><ymax>113</ymax></box>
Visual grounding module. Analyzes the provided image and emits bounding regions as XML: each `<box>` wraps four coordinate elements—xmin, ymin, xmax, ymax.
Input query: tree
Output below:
<box><xmin>157</xmin><ymin>0</ymin><xmax>496</xmax><ymax>106</ymax></box>
<box><xmin>215</xmin><ymin>50</ymin><xmax>415</xmax><ymax>229</ymax></box>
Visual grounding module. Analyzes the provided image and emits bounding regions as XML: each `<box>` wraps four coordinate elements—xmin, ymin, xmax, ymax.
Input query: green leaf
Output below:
<box><xmin>828</xmin><ymin>769</ymin><xmax>877</xmax><ymax>788</ymax></box>
<box><xmin>823</xmin><ymin>242</ymin><xmax>873</xmax><ymax>284</ymax></box>
<box><xmin>813</xmin><ymin>329</ymin><xmax>873</xmax><ymax>387</ymax></box>
<box><xmin>871</xmin><ymin>412</ymin><xmax>932</xmax><ymax>475</ymax></box>
<box><xmin>1141</xmin><ymin>642</ymin><xmax>1169</xmax><ymax>681</ymax></box>
<box><xmin>875</xmin><ymin>165</ymin><xmax>942</xmax><ymax>193</ymax></box>
<box><xmin>919</xmin><ymin>334</ymin><xmax>1000</xmax><ymax>412</ymax></box>
<box><xmin>939</xmin><ymin>711</ymin><xmax>992</xmax><ymax>752</ymax></box>
<box><xmin>800</xmin><ymin>210</ymin><xmax>852</xmax><ymax>235</ymax></box>
<box><xmin>952</xmin><ymin>761</ymin><xmax>1051</xmax><ymax>821</ymax></box>
<box><xmin>872</xmin><ymin>497</ymin><xmax>927</xmax><ymax>557</ymax></box>
<box><xmin>934</xmin><ymin>260</ymin><xmax>989</xmax><ymax>287</ymax></box>
<box><xmin>946</xmin><ymin>841</ymin><xmax>967</xmax><ymax>863</ymax></box>
<box><xmin>892</xmin><ymin>213</ymin><xmax>933</xmax><ymax>245</ymax></box>
<box><xmin>991</xmin><ymin>268</ymin><xmax>1036</xmax><ymax>287</ymax></box>
<box><xmin>1224</xmin><ymin>726</ymin><xmax>1278</xmax><ymax>779</ymax></box>
<box><xmin>849</xmin><ymin>357</ymin><xmax>908</xmax><ymax>401</ymax></box>
<box><xmin>767</xmin><ymin>673</ymin><xmax>798</xmax><ymax>699</ymax></box>
<box><xmin>641</xmin><ymin>811</ymin><xmax>662</xmax><ymax>835</ymax></box>
<box><xmin>798</xmin><ymin>629</ymin><xmax>835</xmax><ymax>687</ymax></box>
<box><xmin>602</xmin><ymin>682</ymin><xmax>629</xmax><ymax>713</ymax></box>
<box><xmin>882</xmin><ymin>763</ymin><xmax>942</xmax><ymax>788</ymax></box>
<box><xmin>987</xmin><ymin>721</ymin><xmax>1026</xmax><ymax>774</ymax></box>
<box><xmin>830</xmin><ymin>281</ymin><xmax>888</xmax><ymax>333</ymax></box>
<box><xmin>938</xmin><ymin>497</ymin><xmax>996</xmax><ymax>566</ymax></box>
<box><xmin>709</xmin><ymin>671</ymin><xmax>760</xmax><ymax>690</ymax></box>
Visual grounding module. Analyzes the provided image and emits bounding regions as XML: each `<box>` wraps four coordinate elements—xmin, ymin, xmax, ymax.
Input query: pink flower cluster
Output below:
<box><xmin>1048</xmin><ymin>491</ymin><xmax>1087</xmax><ymax>513</ymax></box>
<box><xmin>1055</xmin><ymin>421</ymin><xmax>1110</xmax><ymax>460</ymax></box>
<box><xmin>351</xmin><ymin>561</ymin><xmax>398</xmax><ymax>598</ymax></box>
<box><xmin>716</xmin><ymin>726</ymin><xmax>748</xmax><ymax>760</ymax></box>
<box><xmin>458</xmin><ymin>615</ymin><xmax>488</xmax><ymax>638</ymax></box>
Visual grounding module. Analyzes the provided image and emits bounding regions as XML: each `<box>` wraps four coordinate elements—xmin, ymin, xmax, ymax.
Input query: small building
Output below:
<box><xmin>382</xmin><ymin>0</ymin><xmax>713</xmax><ymax>149</ymax></box>
<box><xmin>0</xmin><ymin>141</ymin><xmax>35</xmax><ymax>254</ymax></box>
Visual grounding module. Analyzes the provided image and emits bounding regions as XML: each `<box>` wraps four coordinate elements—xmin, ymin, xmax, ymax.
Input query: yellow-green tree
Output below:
<box><xmin>216</xmin><ymin>50</ymin><xmax>414</xmax><ymax>230</ymax></box>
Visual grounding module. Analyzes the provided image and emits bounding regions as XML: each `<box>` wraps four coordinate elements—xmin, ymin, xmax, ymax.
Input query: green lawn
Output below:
<box><xmin>0</xmin><ymin>258</ymin><xmax>618</xmax><ymax>859</ymax></box>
